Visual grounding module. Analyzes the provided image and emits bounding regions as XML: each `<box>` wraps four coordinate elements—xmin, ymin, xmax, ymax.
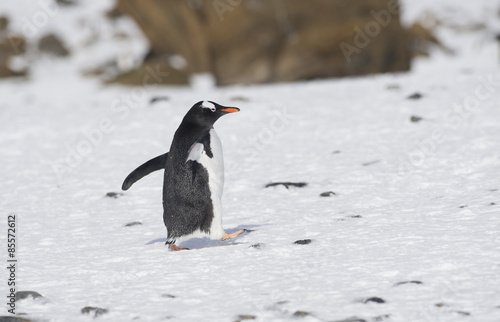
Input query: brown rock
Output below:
<box><xmin>107</xmin><ymin>57</ymin><xmax>189</xmax><ymax>86</ymax></box>
<box><xmin>0</xmin><ymin>35</ymin><xmax>27</xmax><ymax>77</ymax></box>
<box><xmin>38</xmin><ymin>33</ymin><xmax>70</xmax><ymax>57</ymax></box>
<box><xmin>114</xmin><ymin>0</ymin><xmax>411</xmax><ymax>86</ymax></box>
<box><xmin>0</xmin><ymin>16</ymin><xmax>9</xmax><ymax>32</ymax></box>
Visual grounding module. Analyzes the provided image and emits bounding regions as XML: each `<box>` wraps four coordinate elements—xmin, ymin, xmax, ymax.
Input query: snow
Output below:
<box><xmin>1</xmin><ymin>0</ymin><xmax>500</xmax><ymax>321</ymax></box>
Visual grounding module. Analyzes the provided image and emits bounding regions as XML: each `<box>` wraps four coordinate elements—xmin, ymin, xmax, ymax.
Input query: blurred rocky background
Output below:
<box><xmin>0</xmin><ymin>0</ymin><xmax>497</xmax><ymax>85</ymax></box>
<box><xmin>113</xmin><ymin>0</ymin><xmax>412</xmax><ymax>86</ymax></box>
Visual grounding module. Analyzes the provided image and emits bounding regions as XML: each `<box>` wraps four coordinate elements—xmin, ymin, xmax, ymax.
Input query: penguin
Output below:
<box><xmin>122</xmin><ymin>101</ymin><xmax>244</xmax><ymax>250</ymax></box>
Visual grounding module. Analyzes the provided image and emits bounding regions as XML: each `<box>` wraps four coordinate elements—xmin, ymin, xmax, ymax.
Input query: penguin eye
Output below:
<box><xmin>210</xmin><ymin>106</ymin><xmax>216</xmax><ymax>112</ymax></box>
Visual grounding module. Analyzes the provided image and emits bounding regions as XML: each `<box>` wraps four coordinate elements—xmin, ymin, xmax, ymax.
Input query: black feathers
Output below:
<box><xmin>122</xmin><ymin>153</ymin><xmax>168</xmax><ymax>190</ymax></box>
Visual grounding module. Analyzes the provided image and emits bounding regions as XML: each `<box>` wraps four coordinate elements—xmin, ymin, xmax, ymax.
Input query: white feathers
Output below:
<box><xmin>201</xmin><ymin>100</ymin><xmax>216</xmax><ymax>112</ymax></box>
<box><xmin>203</xmin><ymin>129</ymin><xmax>225</xmax><ymax>239</ymax></box>
<box><xmin>186</xmin><ymin>143</ymin><xmax>204</xmax><ymax>163</ymax></box>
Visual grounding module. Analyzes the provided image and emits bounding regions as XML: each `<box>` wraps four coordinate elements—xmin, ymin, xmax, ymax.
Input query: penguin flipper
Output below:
<box><xmin>122</xmin><ymin>153</ymin><xmax>168</xmax><ymax>191</ymax></box>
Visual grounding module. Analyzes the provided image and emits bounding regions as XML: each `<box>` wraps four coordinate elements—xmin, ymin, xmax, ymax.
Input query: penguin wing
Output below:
<box><xmin>122</xmin><ymin>153</ymin><xmax>168</xmax><ymax>191</ymax></box>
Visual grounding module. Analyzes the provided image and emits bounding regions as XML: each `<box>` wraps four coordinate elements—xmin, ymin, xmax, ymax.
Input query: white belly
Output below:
<box><xmin>197</xmin><ymin>129</ymin><xmax>225</xmax><ymax>239</ymax></box>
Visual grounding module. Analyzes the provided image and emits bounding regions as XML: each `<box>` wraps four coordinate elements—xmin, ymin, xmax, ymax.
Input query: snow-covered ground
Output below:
<box><xmin>1</xmin><ymin>1</ymin><xmax>499</xmax><ymax>321</ymax></box>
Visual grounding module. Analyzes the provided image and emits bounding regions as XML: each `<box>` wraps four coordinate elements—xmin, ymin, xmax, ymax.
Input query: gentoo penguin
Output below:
<box><xmin>122</xmin><ymin>101</ymin><xmax>244</xmax><ymax>250</ymax></box>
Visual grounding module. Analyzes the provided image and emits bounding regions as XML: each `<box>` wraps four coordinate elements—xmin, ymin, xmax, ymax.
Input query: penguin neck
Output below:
<box><xmin>182</xmin><ymin>120</ymin><xmax>214</xmax><ymax>134</ymax></box>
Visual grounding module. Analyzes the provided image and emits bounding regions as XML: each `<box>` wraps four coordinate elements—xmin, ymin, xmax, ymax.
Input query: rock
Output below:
<box><xmin>489</xmin><ymin>202</ymin><xmax>496</xmax><ymax>206</ymax></box>
<box><xmin>407</xmin><ymin>21</ymin><xmax>453</xmax><ymax>57</ymax></box>
<box><xmin>265</xmin><ymin>182</ymin><xmax>307</xmax><ymax>189</ymax></box>
<box><xmin>56</xmin><ymin>0</ymin><xmax>77</xmax><ymax>6</ymax></box>
<box><xmin>114</xmin><ymin>0</ymin><xmax>410</xmax><ymax>86</ymax></box>
<box><xmin>333</xmin><ymin>317</ymin><xmax>367</xmax><ymax>322</ymax></box>
<box><xmin>362</xmin><ymin>160</ymin><xmax>380</xmax><ymax>166</ymax></box>
<box><xmin>293</xmin><ymin>311</ymin><xmax>311</xmax><ymax>317</ymax></box>
<box><xmin>107</xmin><ymin>58</ymin><xmax>189</xmax><ymax>86</ymax></box>
<box><xmin>38</xmin><ymin>34</ymin><xmax>70</xmax><ymax>57</ymax></box>
<box><xmin>81</xmin><ymin>306</ymin><xmax>108</xmax><ymax>318</ymax></box>
<box><xmin>459</xmin><ymin>205</ymin><xmax>467</xmax><ymax>208</ymax></box>
<box><xmin>125</xmin><ymin>221</ymin><xmax>142</xmax><ymax>227</ymax></box>
<box><xmin>0</xmin><ymin>16</ymin><xmax>8</xmax><ymax>31</ymax></box>
<box><xmin>235</xmin><ymin>315</ymin><xmax>256</xmax><ymax>321</ymax></box>
<box><xmin>15</xmin><ymin>291</ymin><xmax>43</xmax><ymax>301</ymax></box>
<box><xmin>348</xmin><ymin>215</ymin><xmax>362</xmax><ymax>218</ymax></box>
<box><xmin>407</xmin><ymin>92</ymin><xmax>423</xmax><ymax>100</ymax></box>
<box><xmin>105</xmin><ymin>192</ymin><xmax>124</xmax><ymax>199</ymax></box>
<box><xmin>150</xmin><ymin>96</ymin><xmax>169</xmax><ymax>104</ymax></box>
<box><xmin>393</xmin><ymin>280</ymin><xmax>423</xmax><ymax>286</ymax></box>
<box><xmin>320</xmin><ymin>191</ymin><xmax>336</xmax><ymax>197</ymax></box>
<box><xmin>230</xmin><ymin>96</ymin><xmax>250</xmax><ymax>102</ymax></box>
<box><xmin>455</xmin><ymin>311</ymin><xmax>471</xmax><ymax>316</ymax></box>
<box><xmin>249</xmin><ymin>243</ymin><xmax>263</xmax><ymax>249</ymax></box>
<box><xmin>435</xmin><ymin>303</ymin><xmax>448</xmax><ymax>307</ymax></box>
<box><xmin>161</xmin><ymin>294</ymin><xmax>176</xmax><ymax>298</ymax></box>
<box><xmin>0</xmin><ymin>316</ymin><xmax>34</xmax><ymax>322</ymax></box>
<box><xmin>0</xmin><ymin>16</ymin><xmax>27</xmax><ymax>77</ymax></box>
<box><xmin>0</xmin><ymin>35</ymin><xmax>27</xmax><ymax>77</ymax></box>
<box><xmin>364</xmin><ymin>297</ymin><xmax>385</xmax><ymax>304</ymax></box>
<box><xmin>410</xmin><ymin>115</ymin><xmax>423</xmax><ymax>123</ymax></box>
<box><xmin>294</xmin><ymin>239</ymin><xmax>312</xmax><ymax>245</ymax></box>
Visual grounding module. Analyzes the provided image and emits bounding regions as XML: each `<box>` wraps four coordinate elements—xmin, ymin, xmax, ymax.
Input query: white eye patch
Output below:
<box><xmin>201</xmin><ymin>100</ymin><xmax>216</xmax><ymax>112</ymax></box>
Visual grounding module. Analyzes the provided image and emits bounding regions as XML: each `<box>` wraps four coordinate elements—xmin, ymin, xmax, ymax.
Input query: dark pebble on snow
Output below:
<box><xmin>455</xmin><ymin>311</ymin><xmax>471</xmax><ymax>316</ymax></box>
<box><xmin>362</xmin><ymin>160</ymin><xmax>380</xmax><ymax>166</ymax></box>
<box><xmin>230</xmin><ymin>96</ymin><xmax>250</xmax><ymax>102</ymax></box>
<box><xmin>435</xmin><ymin>303</ymin><xmax>448</xmax><ymax>307</ymax></box>
<box><xmin>249</xmin><ymin>243</ymin><xmax>263</xmax><ymax>249</ymax></box>
<box><xmin>393</xmin><ymin>281</ymin><xmax>423</xmax><ymax>286</ymax></box>
<box><xmin>489</xmin><ymin>202</ymin><xmax>496</xmax><ymax>206</ymax></box>
<box><xmin>348</xmin><ymin>215</ymin><xmax>362</xmax><ymax>219</ymax></box>
<box><xmin>320</xmin><ymin>191</ymin><xmax>336</xmax><ymax>197</ymax></box>
<box><xmin>333</xmin><ymin>317</ymin><xmax>367</xmax><ymax>322</ymax></box>
<box><xmin>161</xmin><ymin>294</ymin><xmax>176</xmax><ymax>298</ymax></box>
<box><xmin>105</xmin><ymin>192</ymin><xmax>124</xmax><ymax>199</ymax></box>
<box><xmin>0</xmin><ymin>316</ymin><xmax>34</xmax><ymax>322</ymax></box>
<box><xmin>234</xmin><ymin>314</ymin><xmax>256</xmax><ymax>321</ymax></box>
<box><xmin>459</xmin><ymin>205</ymin><xmax>467</xmax><ymax>208</ymax></box>
<box><xmin>294</xmin><ymin>239</ymin><xmax>312</xmax><ymax>245</ymax></box>
<box><xmin>125</xmin><ymin>221</ymin><xmax>142</xmax><ymax>227</ymax></box>
<box><xmin>150</xmin><ymin>96</ymin><xmax>169</xmax><ymax>104</ymax></box>
<box><xmin>364</xmin><ymin>297</ymin><xmax>385</xmax><ymax>304</ymax></box>
<box><xmin>407</xmin><ymin>92</ymin><xmax>423</xmax><ymax>100</ymax></box>
<box><xmin>56</xmin><ymin>0</ymin><xmax>77</xmax><ymax>6</ymax></box>
<box><xmin>265</xmin><ymin>182</ymin><xmax>307</xmax><ymax>189</ymax></box>
<box><xmin>293</xmin><ymin>311</ymin><xmax>311</xmax><ymax>318</ymax></box>
<box><xmin>410</xmin><ymin>115</ymin><xmax>423</xmax><ymax>123</ymax></box>
<box><xmin>81</xmin><ymin>306</ymin><xmax>109</xmax><ymax>318</ymax></box>
<box><xmin>372</xmin><ymin>314</ymin><xmax>390</xmax><ymax>321</ymax></box>
<box><xmin>15</xmin><ymin>291</ymin><xmax>43</xmax><ymax>301</ymax></box>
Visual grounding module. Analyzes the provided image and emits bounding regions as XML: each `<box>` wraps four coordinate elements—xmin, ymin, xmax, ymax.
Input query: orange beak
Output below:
<box><xmin>221</xmin><ymin>107</ymin><xmax>240</xmax><ymax>113</ymax></box>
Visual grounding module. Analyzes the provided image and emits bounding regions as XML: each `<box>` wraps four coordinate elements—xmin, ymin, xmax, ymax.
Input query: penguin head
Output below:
<box><xmin>184</xmin><ymin>101</ymin><xmax>240</xmax><ymax>127</ymax></box>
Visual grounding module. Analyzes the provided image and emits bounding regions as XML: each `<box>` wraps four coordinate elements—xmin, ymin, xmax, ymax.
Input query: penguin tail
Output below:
<box><xmin>122</xmin><ymin>152</ymin><xmax>168</xmax><ymax>190</ymax></box>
